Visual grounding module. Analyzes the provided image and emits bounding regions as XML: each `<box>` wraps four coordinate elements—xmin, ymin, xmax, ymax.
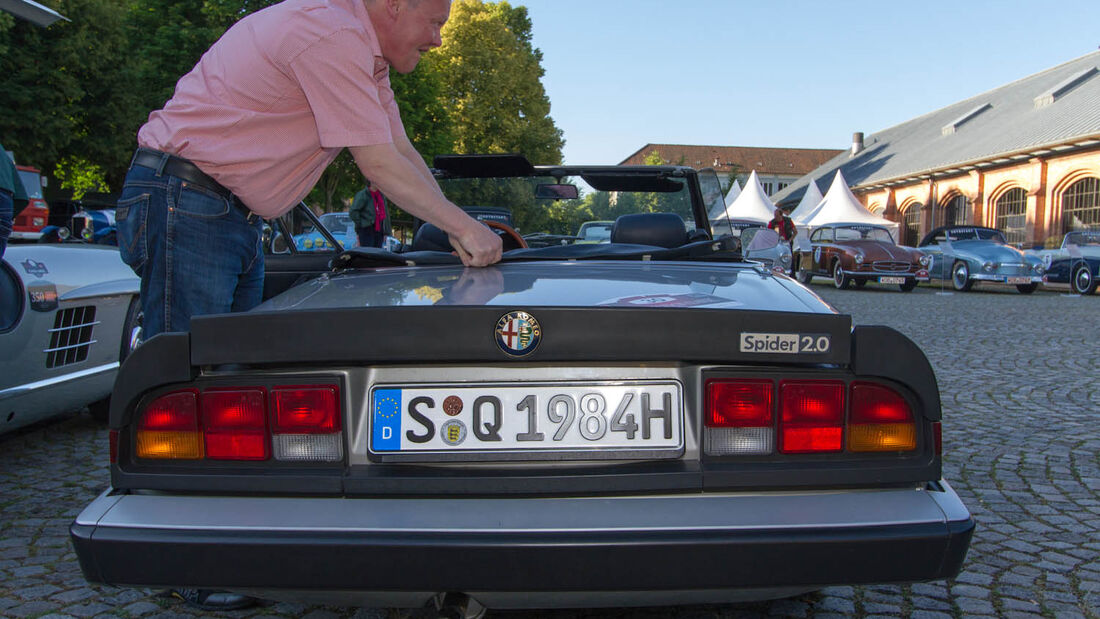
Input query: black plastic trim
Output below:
<box><xmin>850</xmin><ymin>326</ymin><xmax>942</xmax><ymax>420</ymax></box>
<box><xmin>72</xmin><ymin>517</ymin><xmax>975</xmax><ymax>592</ymax></box>
<box><xmin>189</xmin><ymin>307</ymin><xmax>852</xmax><ymax>366</ymax></box>
<box><xmin>109</xmin><ymin>332</ymin><xmax>194</xmax><ymax>427</ymax></box>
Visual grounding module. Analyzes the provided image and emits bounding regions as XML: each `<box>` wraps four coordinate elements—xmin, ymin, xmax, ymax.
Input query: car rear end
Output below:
<box><xmin>71</xmin><ymin>268</ymin><xmax>973</xmax><ymax>610</ymax></box>
<box><xmin>11</xmin><ymin>166</ymin><xmax>49</xmax><ymax>241</ymax></box>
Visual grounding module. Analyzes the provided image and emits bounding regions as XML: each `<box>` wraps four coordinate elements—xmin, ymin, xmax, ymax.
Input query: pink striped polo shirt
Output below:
<box><xmin>138</xmin><ymin>0</ymin><xmax>403</xmax><ymax>218</ymax></box>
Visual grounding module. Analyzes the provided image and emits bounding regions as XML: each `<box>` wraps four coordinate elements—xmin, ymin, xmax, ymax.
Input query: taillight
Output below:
<box><xmin>848</xmin><ymin>382</ymin><xmax>916</xmax><ymax>452</ymax></box>
<box><xmin>704</xmin><ymin>379</ymin><xmax>774</xmax><ymax>455</ymax></box>
<box><xmin>271</xmin><ymin>386</ymin><xmax>343</xmax><ymax>462</ymax></box>
<box><xmin>779</xmin><ymin>380</ymin><xmax>845</xmax><ymax>453</ymax></box>
<box><xmin>133</xmin><ymin>383</ymin><xmax>342</xmax><ymax>463</ymax></box>
<box><xmin>201</xmin><ymin>388</ymin><xmax>268</xmax><ymax>460</ymax></box>
<box><xmin>136</xmin><ymin>390</ymin><xmax>203</xmax><ymax>459</ymax></box>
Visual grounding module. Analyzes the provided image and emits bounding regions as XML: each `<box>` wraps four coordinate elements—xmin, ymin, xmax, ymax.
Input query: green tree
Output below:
<box><xmin>424</xmin><ymin>0</ymin><xmax>563</xmax><ymax>164</ymax></box>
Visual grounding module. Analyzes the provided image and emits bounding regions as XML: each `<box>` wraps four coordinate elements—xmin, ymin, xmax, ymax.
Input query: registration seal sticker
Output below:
<box><xmin>495</xmin><ymin>311</ymin><xmax>541</xmax><ymax>357</ymax></box>
<box><xmin>440</xmin><ymin>420</ymin><xmax>467</xmax><ymax>446</ymax></box>
<box><xmin>739</xmin><ymin>332</ymin><xmax>831</xmax><ymax>354</ymax></box>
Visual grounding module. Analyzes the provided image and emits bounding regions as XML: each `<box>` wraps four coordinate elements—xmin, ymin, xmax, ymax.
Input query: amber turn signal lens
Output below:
<box><xmin>848</xmin><ymin>423</ymin><xmax>917</xmax><ymax>452</ymax></box>
<box><xmin>136</xmin><ymin>430</ymin><xmax>204</xmax><ymax>459</ymax></box>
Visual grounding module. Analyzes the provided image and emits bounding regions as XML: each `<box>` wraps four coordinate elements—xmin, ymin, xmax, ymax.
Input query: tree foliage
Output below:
<box><xmin>425</xmin><ymin>0</ymin><xmax>563</xmax><ymax>164</ymax></box>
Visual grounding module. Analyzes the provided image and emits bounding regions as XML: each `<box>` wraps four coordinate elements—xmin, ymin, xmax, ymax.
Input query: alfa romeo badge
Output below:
<box><xmin>495</xmin><ymin>311</ymin><xmax>542</xmax><ymax>357</ymax></box>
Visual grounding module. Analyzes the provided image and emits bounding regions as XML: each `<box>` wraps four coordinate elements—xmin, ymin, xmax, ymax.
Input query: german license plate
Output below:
<box><xmin>879</xmin><ymin>276</ymin><xmax>905</xmax><ymax>284</ymax></box>
<box><xmin>370</xmin><ymin>381</ymin><xmax>683</xmax><ymax>458</ymax></box>
<box><xmin>1006</xmin><ymin>276</ymin><xmax>1030</xmax><ymax>284</ymax></box>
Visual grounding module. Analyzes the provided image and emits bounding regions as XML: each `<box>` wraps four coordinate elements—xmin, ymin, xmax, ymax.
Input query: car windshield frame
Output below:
<box><xmin>833</xmin><ymin>225</ymin><xmax>897</xmax><ymax>244</ymax></box>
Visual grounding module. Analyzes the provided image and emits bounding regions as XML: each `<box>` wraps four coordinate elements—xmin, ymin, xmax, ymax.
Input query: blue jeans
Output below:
<box><xmin>115</xmin><ymin>155</ymin><xmax>264</xmax><ymax>338</ymax></box>
<box><xmin>0</xmin><ymin>189</ymin><xmax>11</xmax><ymax>259</ymax></box>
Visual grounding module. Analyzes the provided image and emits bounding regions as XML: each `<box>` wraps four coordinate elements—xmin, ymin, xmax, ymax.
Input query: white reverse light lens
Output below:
<box><xmin>273</xmin><ymin>434</ymin><xmax>343</xmax><ymax>462</ymax></box>
<box><xmin>705</xmin><ymin>427</ymin><xmax>774</xmax><ymax>456</ymax></box>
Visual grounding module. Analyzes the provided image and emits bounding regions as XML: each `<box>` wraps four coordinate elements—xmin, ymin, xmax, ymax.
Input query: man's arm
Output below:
<box><xmin>349</xmin><ymin>142</ymin><xmax>501</xmax><ymax>266</ymax></box>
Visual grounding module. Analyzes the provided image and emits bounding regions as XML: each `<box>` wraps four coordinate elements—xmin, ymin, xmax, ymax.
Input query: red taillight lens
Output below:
<box><xmin>201</xmin><ymin>388</ymin><xmax>268</xmax><ymax>460</ymax></box>
<box><xmin>779</xmin><ymin>380</ymin><xmax>844</xmax><ymax>453</ymax></box>
<box><xmin>705</xmin><ymin>379</ymin><xmax>773</xmax><ymax>427</ymax></box>
<box><xmin>849</xmin><ymin>382</ymin><xmax>916</xmax><ymax>452</ymax></box>
<box><xmin>137</xmin><ymin>389</ymin><xmax>202</xmax><ymax>459</ymax></box>
<box><xmin>272</xmin><ymin>386</ymin><xmax>340</xmax><ymax>433</ymax></box>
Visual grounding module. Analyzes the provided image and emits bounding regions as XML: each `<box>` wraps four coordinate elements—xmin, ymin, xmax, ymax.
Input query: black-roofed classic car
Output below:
<box><xmin>70</xmin><ymin>155</ymin><xmax>972</xmax><ymax>615</ymax></box>
<box><xmin>1027</xmin><ymin>230</ymin><xmax>1100</xmax><ymax>295</ymax></box>
<box><xmin>795</xmin><ymin>222</ymin><xmax>929</xmax><ymax>291</ymax></box>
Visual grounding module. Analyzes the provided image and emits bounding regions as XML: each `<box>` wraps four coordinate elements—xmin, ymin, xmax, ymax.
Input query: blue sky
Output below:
<box><xmin>519</xmin><ymin>0</ymin><xmax>1100</xmax><ymax>165</ymax></box>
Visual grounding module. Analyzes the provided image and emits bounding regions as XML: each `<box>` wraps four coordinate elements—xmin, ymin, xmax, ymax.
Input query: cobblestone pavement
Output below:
<box><xmin>1</xmin><ymin>282</ymin><xmax>1097</xmax><ymax>618</ymax></box>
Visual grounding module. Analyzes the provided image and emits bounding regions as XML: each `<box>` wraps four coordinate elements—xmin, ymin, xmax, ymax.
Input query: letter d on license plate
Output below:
<box><xmin>740</xmin><ymin>332</ymin><xmax>831</xmax><ymax>354</ymax></box>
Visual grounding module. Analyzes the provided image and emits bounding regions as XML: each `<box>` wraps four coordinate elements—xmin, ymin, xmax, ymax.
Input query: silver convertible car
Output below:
<box><xmin>71</xmin><ymin>155</ymin><xmax>973</xmax><ymax>615</ymax></box>
<box><xmin>917</xmin><ymin>225</ymin><xmax>1045</xmax><ymax>293</ymax></box>
<box><xmin>1</xmin><ymin>244</ymin><xmax>140</xmax><ymax>433</ymax></box>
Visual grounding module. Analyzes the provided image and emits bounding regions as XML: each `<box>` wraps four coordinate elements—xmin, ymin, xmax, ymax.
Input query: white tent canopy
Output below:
<box><xmin>708</xmin><ymin>179</ymin><xmax>742</xmax><ymax>221</ymax></box>
<box><xmin>712</xmin><ymin>171</ymin><xmax>775</xmax><ymax>224</ymax></box>
<box><xmin>800</xmin><ymin>171</ymin><xmax>900</xmax><ymax>239</ymax></box>
<box><xmin>789</xmin><ymin>179</ymin><xmax>823</xmax><ymax>224</ymax></box>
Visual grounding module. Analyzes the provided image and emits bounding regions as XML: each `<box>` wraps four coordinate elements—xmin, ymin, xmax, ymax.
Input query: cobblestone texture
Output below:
<box><xmin>1</xmin><ymin>282</ymin><xmax>1097</xmax><ymax>617</ymax></box>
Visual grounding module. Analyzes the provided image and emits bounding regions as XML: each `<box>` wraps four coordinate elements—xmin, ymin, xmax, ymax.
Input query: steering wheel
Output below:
<box><xmin>484</xmin><ymin>220</ymin><xmax>528</xmax><ymax>251</ymax></box>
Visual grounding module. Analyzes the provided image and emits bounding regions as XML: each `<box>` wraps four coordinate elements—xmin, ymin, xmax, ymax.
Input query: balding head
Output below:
<box><xmin>366</xmin><ymin>0</ymin><xmax>451</xmax><ymax>74</ymax></box>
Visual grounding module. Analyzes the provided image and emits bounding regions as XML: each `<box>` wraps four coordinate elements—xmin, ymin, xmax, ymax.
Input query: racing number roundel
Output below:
<box><xmin>495</xmin><ymin>311</ymin><xmax>542</xmax><ymax>357</ymax></box>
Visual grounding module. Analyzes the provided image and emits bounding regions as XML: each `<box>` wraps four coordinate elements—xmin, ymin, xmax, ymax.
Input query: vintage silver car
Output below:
<box><xmin>1027</xmin><ymin>230</ymin><xmax>1100</xmax><ymax>295</ymax></box>
<box><xmin>71</xmin><ymin>156</ymin><xmax>972</xmax><ymax>615</ymax></box>
<box><xmin>1</xmin><ymin>244</ymin><xmax>141</xmax><ymax>432</ymax></box>
<box><xmin>918</xmin><ymin>225</ymin><xmax>1045</xmax><ymax>293</ymax></box>
<box><xmin>711</xmin><ymin>218</ymin><xmax>793</xmax><ymax>274</ymax></box>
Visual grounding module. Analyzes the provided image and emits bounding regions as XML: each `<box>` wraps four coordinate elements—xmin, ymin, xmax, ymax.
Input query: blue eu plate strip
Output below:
<box><xmin>372</xmin><ymin>389</ymin><xmax>402</xmax><ymax>451</ymax></box>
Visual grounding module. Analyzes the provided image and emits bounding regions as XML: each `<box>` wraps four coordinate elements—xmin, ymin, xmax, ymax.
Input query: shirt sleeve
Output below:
<box><xmin>288</xmin><ymin>29</ymin><xmax>402</xmax><ymax>148</ymax></box>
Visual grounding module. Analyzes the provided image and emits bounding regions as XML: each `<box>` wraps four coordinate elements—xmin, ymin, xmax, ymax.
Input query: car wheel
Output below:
<box><xmin>1015</xmin><ymin>283</ymin><xmax>1038</xmax><ymax>294</ymax></box>
<box><xmin>90</xmin><ymin>297</ymin><xmax>143</xmax><ymax>423</ymax></box>
<box><xmin>832</xmin><ymin>261</ymin><xmax>850</xmax><ymax>289</ymax></box>
<box><xmin>1072</xmin><ymin>264</ymin><xmax>1097</xmax><ymax>295</ymax></box>
<box><xmin>899</xmin><ymin>279</ymin><xmax>918</xmax><ymax>292</ymax></box>
<box><xmin>951</xmin><ymin>261</ymin><xmax>973</xmax><ymax>291</ymax></box>
<box><xmin>796</xmin><ymin>268</ymin><xmax>813</xmax><ymax>284</ymax></box>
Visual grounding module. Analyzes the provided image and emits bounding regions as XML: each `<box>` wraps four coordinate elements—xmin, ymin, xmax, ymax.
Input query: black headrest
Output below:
<box><xmin>410</xmin><ymin>223</ymin><xmax>454</xmax><ymax>252</ymax></box>
<box><xmin>610</xmin><ymin>213</ymin><xmax>688</xmax><ymax>249</ymax></box>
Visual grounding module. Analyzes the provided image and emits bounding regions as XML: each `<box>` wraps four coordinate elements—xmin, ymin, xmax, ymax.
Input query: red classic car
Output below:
<box><xmin>796</xmin><ymin>223</ymin><xmax>929</xmax><ymax>291</ymax></box>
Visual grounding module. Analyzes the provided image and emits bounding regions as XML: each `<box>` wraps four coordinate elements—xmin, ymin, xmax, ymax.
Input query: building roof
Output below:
<box><xmin>619</xmin><ymin>144</ymin><xmax>842</xmax><ymax>176</ymax></box>
<box><xmin>773</xmin><ymin>50</ymin><xmax>1100</xmax><ymax>208</ymax></box>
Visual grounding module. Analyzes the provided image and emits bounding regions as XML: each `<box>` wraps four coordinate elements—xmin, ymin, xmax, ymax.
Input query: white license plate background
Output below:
<box><xmin>371</xmin><ymin>382</ymin><xmax>683</xmax><ymax>454</ymax></box>
<box><xmin>879</xmin><ymin>276</ymin><xmax>905</xmax><ymax>284</ymax></box>
<box><xmin>1006</xmin><ymin>276</ymin><xmax>1030</xmax><ymax>284</ymax></box>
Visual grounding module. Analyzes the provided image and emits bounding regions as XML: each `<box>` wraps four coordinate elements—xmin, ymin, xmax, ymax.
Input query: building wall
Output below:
<box><xmin>853</xmin><ymin>146</ymin><xmax>1100</xmax><ymax>247</ymax></box>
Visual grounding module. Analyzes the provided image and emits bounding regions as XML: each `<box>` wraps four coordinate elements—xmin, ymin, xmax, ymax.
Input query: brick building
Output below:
<box><xmin>773</xmin><ymin>51</ymin><xmax>1100</xmax><ymax>248</ymax></box>
<box><xmin>619</xmin><ymin>144</ymin><xmax>841</xmax><ymax>197</ymax></box>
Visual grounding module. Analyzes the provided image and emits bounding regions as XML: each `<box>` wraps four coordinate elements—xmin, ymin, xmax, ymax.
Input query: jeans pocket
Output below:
<box><xmin>176</xmin><ymin>182</ymin><xmax>231</xmax><ymax>219</ymax></box>
<box><xmin>115</xmin><ymin>192</ymin><xmax>149</xmax><ymax>272</ymax></box>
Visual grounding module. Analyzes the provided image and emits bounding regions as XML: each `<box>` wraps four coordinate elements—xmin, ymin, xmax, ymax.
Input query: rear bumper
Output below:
<box><xmin>72</xmin><ymin>482</ymin><xmax>973</xmax><ymax>606</ymax></box>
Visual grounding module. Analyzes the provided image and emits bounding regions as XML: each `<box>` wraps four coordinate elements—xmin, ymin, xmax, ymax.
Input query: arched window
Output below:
<box><xmin>903</xmin><ymin>203</ymin><xmax>922</xmax><ymax>246</ymax></box>
<box><xmin>1062</xmin><ymin>177</ymin><xmax>1100</xmax><ymax>234</ymax></box>
<box><xmin>995</xmin><ymin>188</ymin><xmax>1027</xmax><ymax>245</ymax></box>
<box><xmin>940</xmin><ymin>194</ymin><xmax>970</xmax><ymax>227</ymax></box>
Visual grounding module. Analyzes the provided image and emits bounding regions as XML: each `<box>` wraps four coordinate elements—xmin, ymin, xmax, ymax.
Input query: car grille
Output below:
<box><xmin>998</xmin><ymin>263</ymin><xmax>1030</xmax><ymax>276</ymax></box>
<box><xmin>871</xmin><ymin>261</ymin><xmax>912</xmax><ymax>272</ymax></box>
<box><xmin>45</xmin><ymin>306</ymin><xmax>99</xmax><ymax>368</ymax></box>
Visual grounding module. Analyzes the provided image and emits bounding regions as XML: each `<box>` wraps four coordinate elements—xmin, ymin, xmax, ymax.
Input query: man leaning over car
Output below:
<box><xmin>116</xmin><ymin>0</ymin><xmax>501</xmax><ymax>344</ymax></box>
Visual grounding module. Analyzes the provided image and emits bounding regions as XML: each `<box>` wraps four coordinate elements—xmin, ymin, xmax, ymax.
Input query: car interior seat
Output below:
<box><xmin>410</xmin><ymin>223</ymin><xmax>453</xmax><ymax>253</ymax></box>
<box><xmin>610</xmin><ymin>213</ymin><xmax>689</xmax><ymax>248</ymax></box>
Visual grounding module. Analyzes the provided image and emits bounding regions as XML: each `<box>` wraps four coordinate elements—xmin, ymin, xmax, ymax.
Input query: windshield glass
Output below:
<box><xmin>319</xmin><ymin>212</ymin><xmax>353</xmax><ymax>234</ymax></box>
<box><xmin>1065</xmin><ymin>231</ymin><xmax>1100</xmax><ymax>247</ymax></box>
<box><xmin>437</xmin><ymin>173</ymin><xmax>700</xmax><ymax>241</ymax></box>
<box><xmin>948</xmin><ymin>227</ymin><xmax>1006</xmax><ymax>243</ymax></box>
<box><xmin>835</xmin><ymin>226</ymin><xmax>895</xmax><ymax>243</ymax></box>
<box><xmin>17</xmin><ymin>170</ymin><xmax>43</xmax><ymax>199</ymax></box>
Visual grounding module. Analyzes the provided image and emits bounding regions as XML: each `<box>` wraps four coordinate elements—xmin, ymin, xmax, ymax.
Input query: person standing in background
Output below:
<box><xmin>349</xmin><ymin>180</ymin><xmax>390</xmax><ymax>247</ymax></box>
<box><xmin>0</xmin><ymin>144</ymin><xmax>29</xmax><ymax>259</ymax></box>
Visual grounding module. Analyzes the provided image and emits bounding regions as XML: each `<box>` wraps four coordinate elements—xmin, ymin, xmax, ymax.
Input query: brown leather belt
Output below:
<box><xmin>131</xmin><ymin>148</ymin><xmax>236</xmax><ymax>204</ymax></box>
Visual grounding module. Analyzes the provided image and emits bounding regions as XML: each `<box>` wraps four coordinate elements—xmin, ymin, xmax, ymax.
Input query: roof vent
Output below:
<box><xmin>1034</xmin><ymin>66</ymin><xmax>1098</xmax><ymax>108</ymax></box>
<box><xmin>942</xmin><ymin>103</ymin><xmax>992</xmax><ymax>135</ymax></box>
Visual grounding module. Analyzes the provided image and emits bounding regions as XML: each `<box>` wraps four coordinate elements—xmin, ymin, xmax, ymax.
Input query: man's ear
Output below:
<box><xmin>386</xmin><ymin>0</ymin><xmax>401</xmax><ymax>18</ymax></box>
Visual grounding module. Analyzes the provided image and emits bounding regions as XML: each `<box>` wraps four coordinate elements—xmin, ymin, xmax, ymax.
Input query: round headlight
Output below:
<box><xmin>304</xmin><ymin>239</ymin><xmax>314</xmax><ymax>249</ymax></box>
<box><xmin>919</xmin><ymin>254</ymin><xmax>931</xmax><ymax>266</ymax></box>
<box><xmin>983</xmin><ymin>261</ymin><xmax>995</xmax><ymax>272</ymax></box>
<box><xmin>1033</xmin><ymin>263</ymin><xmax>1045</xmax><ymax>274</ymax></box>
<box><xmin>854</xmin><ymin>253</ymin><xmax>864</xmax><ymax>265</ymax></box>
<box><xmin>780</xmin><ymin>253</ymin><xmax>792</xmax><ymax>265</ymax></box>
<box><xmin>80</xmin><ymin>226</ymin><xmax>94</xmax><ymax>242</ymax></box>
